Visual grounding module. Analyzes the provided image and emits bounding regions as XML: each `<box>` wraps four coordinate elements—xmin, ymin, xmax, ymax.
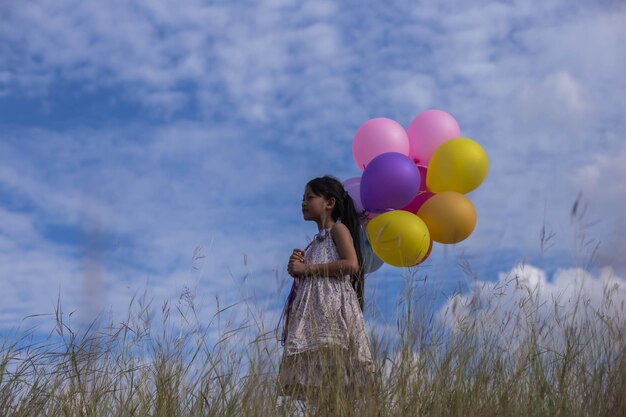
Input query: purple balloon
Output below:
<box><xmin>360</xmin><ymin>152</ymin><xmax>421</xmax><ymax>212</ymax></box>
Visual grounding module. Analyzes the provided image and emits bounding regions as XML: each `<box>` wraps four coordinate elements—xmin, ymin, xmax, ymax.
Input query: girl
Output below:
<box><xmin>276</xmin><ymin>175</ymin><xmax>376</xmax><ymax>406</ymax></box>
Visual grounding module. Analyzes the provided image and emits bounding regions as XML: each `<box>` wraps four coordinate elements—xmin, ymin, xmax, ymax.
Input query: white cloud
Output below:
<box><xmin>0</xmin><ymin>122</ymin><xmax>310</xmax><ymax>334</ymax></box>
<box><xmin>518</xmin><ymin>71</ymin><xmax>589</xmax><ymax>125</ymax></box>
<box><xmin>574</xmin><ymin>139</ymin><xmax>626</xmax><ymax>273</ymax></box>
<box><xmin>437</xmin><ymin>263</ymin><xmax>626</xmax><ymax>352</ymax></box>
<box><xmin>0</xmin><ymin>0</ymin><xmax>352</xmax><ymax>122</ymax></box>
<box><xmin>0</xmin><ymin>207</ymin><xmax>39</xmax><ymax>243</ymax></box>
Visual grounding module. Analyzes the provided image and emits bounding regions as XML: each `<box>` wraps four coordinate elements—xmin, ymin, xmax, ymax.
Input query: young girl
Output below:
<box><xmin>276</xmin><ymin>175</ymin><xmax>376</xmax><ymax>405</ymax></box>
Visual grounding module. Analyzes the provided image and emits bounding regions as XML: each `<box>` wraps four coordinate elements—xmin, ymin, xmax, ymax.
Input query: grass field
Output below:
<box><xmin>2</xmin><ymin>210</ymin><xmax>625</xmax><ymax>416</ymax></box>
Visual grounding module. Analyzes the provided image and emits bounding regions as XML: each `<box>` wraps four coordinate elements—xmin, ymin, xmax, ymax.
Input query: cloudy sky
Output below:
<box><xmin>1</xmin><ymin>0</ymin><xmax>625</xmax><ymax>343</ymax></box>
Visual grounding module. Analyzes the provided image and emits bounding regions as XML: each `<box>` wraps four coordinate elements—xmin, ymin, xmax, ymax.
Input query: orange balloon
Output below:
<box><xmin>417</xmin><ymin>192</ymin><xmax>476</xmax><ymax>244</ymax></box>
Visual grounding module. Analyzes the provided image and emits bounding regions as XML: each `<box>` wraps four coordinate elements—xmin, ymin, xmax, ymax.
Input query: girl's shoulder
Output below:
<box><xmin>330</xmin><ymin>222</ymin><xmax>349</xmax><ymax>236</ymax></box>
<box><xmin>330</xmin><ymin>222</ymin><xmax>352</xmax><ymax>247</ymax></box>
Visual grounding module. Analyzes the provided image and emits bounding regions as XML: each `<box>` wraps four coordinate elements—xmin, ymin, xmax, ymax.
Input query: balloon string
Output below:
<box><xmin>279</xmin><ymin>237</ymin><xmax>314</xmax><ymax>346</ymax></box>
<box><xmin>278</xmin><ymin>278</ymin><xmax>298</xmax><ymax>346</ymax></box>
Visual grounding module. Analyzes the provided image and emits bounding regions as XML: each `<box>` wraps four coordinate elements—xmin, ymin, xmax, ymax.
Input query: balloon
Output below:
<box><xmin>398</xmin><ymin>165</ymin><xmax>432</xmax><ymax>214</ymax></box>
<box><xmin>361</xmin><ymin>152</ymin><xmax>421</xmax><ymax>213</ymax></box>
<box><xmin>410</xmin><ymin>238</ymin><xmax>433</xmax><ymax>266</ymax></box>
<box><xmin>426</xmin><ymin>138</ymin><xmax>488</xmax><ymax>194</ymax></box>
<box><xmin>366</xmin><ymin>210</ymin><xmax>431</xmax><ymax>267</ymax></box>
<box><xmin>401</xmin><ymin>191</ymin><xmax>434</xmax><ymax>214</ymax></box>
<box><xmin>417</xmin><ymin>192</ymin><xmax>476</xmax><ymax>244</ymax></box>
<box><xmin>359</xmin><ymin>210</ymin><xmax>379</xmax><ymax>228</ymax></box>
<box><xmin>342</xmin><ymin>177</ymin><xmax>365</xmax><ymax>214</ymax></box>
<box><xmin>407</xmin><ymin>109</ymin><xmax>461</xmax><ymax>165</ymax></box>
<box><xmin>417</xmin><ymin>165</ymin><xmax>428</xmax><ymax>192</ymax></box>
<box><xmin>357</xmin><ymin>223</ymin><xmax>384</xmax><ymax>274</ymax></box>
<box><xmin>342</xmin><ymin>177</ymin><xmax>381</xmax><ymax>228</ymax></box>
<box><xmin>353</xmin><ymin>118</ymin><xmax>410</xmax><ymax>172</ymax></box>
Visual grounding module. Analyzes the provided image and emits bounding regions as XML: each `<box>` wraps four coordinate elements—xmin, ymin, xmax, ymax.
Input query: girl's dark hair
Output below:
<box><xmin>306</xmin><ymin>175</ymin><xmax>365</xmax><ymax>311</ymax></box>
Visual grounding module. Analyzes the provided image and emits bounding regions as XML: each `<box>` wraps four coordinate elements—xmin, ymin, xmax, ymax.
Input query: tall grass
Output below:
<box><xmin>2</xmin><ymin>217</ymin><xmax>625</xmax><ymax>415</ymax></box>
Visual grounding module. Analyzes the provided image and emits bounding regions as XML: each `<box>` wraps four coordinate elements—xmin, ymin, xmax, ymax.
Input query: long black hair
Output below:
<box><xmin>306</xmin><ymin>175</ymin><xmax>365</xmax><ymax>311</ymax></box>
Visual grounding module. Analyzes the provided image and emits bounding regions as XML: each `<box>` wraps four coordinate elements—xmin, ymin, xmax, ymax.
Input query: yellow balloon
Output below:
<box><xmin>417</xmin><ymin>192</ymin><xmax>476</xmax><ymax>244</ymax></box>
<box><xmin>426</xmin><ymin>138</ymin><xmax>488</xmax><ymax>194</ymax></box>
<box><xmin>366</xmin><ymin>210</ymin><xmax>431</xmax><ymax>267</ymax></box>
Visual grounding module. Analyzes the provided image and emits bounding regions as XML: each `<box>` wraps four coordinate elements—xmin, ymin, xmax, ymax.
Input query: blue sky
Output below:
<box><xmin>1</xmin><ymin>0</ymin><xmax>625</xmax><ymax>345</ymax></box>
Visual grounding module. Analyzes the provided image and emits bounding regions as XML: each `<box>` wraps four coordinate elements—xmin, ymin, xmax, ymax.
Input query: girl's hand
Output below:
<box><xmin>287</xmin><ymin>248</ymin><xmax>306</xmax><ymax>277</ymax></box>
<box><xmin>288</xmin><ymin>259</ymin><xmax>307</xmax><ymax>277</ymax></box>
<box><xmin>290</xmin><ymin>248</ymin><xmax>305</xmax><ymax>261</ymax></box>
<box><xmin>289</xmin><ymin>249</ymin><xmax>305</xmax><ymax>265</ymax></box>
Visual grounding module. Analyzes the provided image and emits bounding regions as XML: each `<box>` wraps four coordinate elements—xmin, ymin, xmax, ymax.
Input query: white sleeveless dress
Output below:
<box><xmin>277</xmin><ymin>225</ymin><xmax>375</xmax><ymax>397</ymax></box>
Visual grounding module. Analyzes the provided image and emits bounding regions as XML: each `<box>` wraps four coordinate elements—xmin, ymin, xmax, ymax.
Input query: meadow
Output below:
<box><xmin>1</xmin><ymin>221</ymin><xmax>625</xmax><ymax>416</ymax></box>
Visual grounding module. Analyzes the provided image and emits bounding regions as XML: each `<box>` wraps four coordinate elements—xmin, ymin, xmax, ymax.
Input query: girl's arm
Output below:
<box><xmin>304</xmin><ymin>260</ymin><xmax>358</xmax><ymax>278</ymax></box>
<box><xmin>304</xmin><ymin>223</ymin><xmax>359</xmax><ymax>278</ymax></box>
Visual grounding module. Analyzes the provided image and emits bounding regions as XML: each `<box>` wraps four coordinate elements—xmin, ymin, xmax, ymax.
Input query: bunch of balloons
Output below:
<box><xmin>343</xmin><ymin>110</ymin><xmax>488</xmax><ymax>270</ymax></box>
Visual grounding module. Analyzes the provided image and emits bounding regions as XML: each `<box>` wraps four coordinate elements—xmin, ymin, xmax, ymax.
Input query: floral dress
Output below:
<box><xmin>277</xmin><ymin>224</ymin><xmax>375</xmax><ymax>398</ymax></box>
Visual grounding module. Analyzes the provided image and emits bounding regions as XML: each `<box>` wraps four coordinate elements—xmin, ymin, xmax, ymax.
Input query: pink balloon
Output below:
<box><xmin>407</xmin><ymin>110</ymin><xmax>461</xmax><ymax>165</ymax></box>
<box><xmin>353</xmin><ymin>118</ymin><xmax>409</xmax><ymax>172</ymax></box>
<box><xmin>401</xmin><ymin>191</ymin><xmax>434</xmax><ymax>214</ymax></box>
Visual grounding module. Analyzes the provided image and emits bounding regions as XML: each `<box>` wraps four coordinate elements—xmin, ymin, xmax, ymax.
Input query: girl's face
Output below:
<box><xmin>301</xmin><ymin>186</ymin><xmax>334</xmax><ymax>221</ymax></box>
